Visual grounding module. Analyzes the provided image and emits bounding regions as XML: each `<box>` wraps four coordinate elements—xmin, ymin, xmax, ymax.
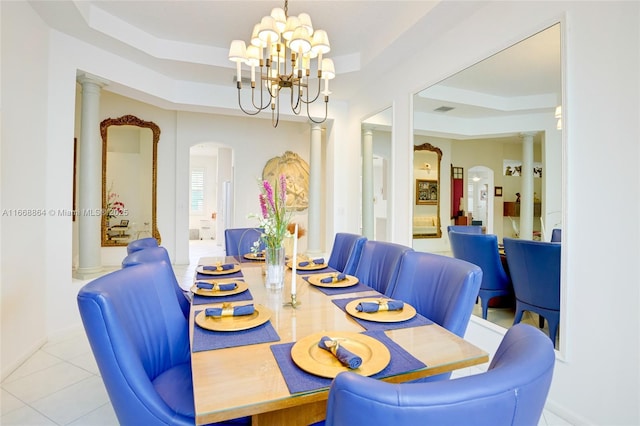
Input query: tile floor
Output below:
<box><xmin>1</xmin><ymin>240</ymin><xmax>571</xmax><ymax>425</ymax></box>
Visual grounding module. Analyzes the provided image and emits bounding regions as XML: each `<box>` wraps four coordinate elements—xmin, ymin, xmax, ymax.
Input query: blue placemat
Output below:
<box><xmin>307</xmin><ymin>280</ymin><xmax>374</xmax><ymax>296</ymax></box>
<box><xmin>332</xmin><ymin>297</ymin><xmax>433</xmax><ymax>331</ymax></box>
<box><xmin>192</xmin><ymin>310</ymin><xmax>280</xmax><ymax>352</ymax></box>
<box><xmin>191</xmin><ymin>286</ymin><xmax>254</xmax><ymax>305</ymax></box>
<box><xmin>196</xmin><ymin>270</ymin><xmax>244</xmax><ymax>280</ymax></box>
<box><xmin>270</xmin><ymin>330</ymin><xmax>427</xmax><ymax>394</ymax></box>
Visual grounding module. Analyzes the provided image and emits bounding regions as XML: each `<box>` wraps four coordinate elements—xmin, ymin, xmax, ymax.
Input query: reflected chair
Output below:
<box><xmin>449</xmin><ymin>231</ymin><xmax>513</xmax><ymax>320</ymax></box>
<box><xmin>224</xmin><ymin>227</ymin><xmax>264</xmax><ymax>256</ymax></box>
<box><xmin>353</xmin><ymin>240</ymin><xmax>413</xmax><ymax>296</ymax></box>
<box><xmin>551</xmin><ymin>228</ymin><xmax>562</xmax><ymax>242</ymax></box>
<box><xmin>447</xmin><ymin>225</ymin><xmax>483</xmax><ymax>234</ymax></box>
<box><xmin>77</xmin><ymin>261</ymin><xmax>249</xmax><ymax>425</ymax></box>
<box><xmin>327</xmin><ymin>233</ymin><xmax>367</xmax><ymax>275</ymax></box>
<box><xmin>121</xmin><ymin>246</ymin><xmax>190</xmax><ymax>319</ymax></box>
<box><xmin>503</xmin><ymin>238</ymin><xmax>561</xmax><ymax>347</ymax></box>
<box><xmin>126</xmin><ymin>237</ymin><xmax>158</xmax><ymax>254</ymax></box>
<box><xmin>325</xmin><ymin>323</ymin><xmax>555</xmax><ymax>426</ymax></box>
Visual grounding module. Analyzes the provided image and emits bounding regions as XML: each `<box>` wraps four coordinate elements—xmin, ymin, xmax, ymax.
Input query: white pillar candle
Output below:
<box><xmin>291</xmin><ymin>223</ymin><xmax>298</xmax><ymax>295</ymax></box>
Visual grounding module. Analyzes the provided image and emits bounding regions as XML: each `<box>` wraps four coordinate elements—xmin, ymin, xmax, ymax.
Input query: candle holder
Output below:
<box><xmin>283</xmin><ymin>293</ymin><xmax>301</xmax><ymax>309</ymax></box>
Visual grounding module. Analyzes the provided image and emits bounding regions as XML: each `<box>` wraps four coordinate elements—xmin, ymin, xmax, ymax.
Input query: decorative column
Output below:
<box><xmin>307</xmin><ymin>123</ymin><xmax>322</xmax><ymax>256</ymax></box>
<box><xmin>519</xmin><ymin>132</ymin><xmax>536</xmax><ymax>240</ymax></box>
<box><xmin>75</xmin><ymin>74</ymin><xmax>106</xmax><ymax>278</ymax></box>
<box><xmin>362</xmin><ymin>127</ymin><xmax>374</xmax><ymax>239</ymax></box>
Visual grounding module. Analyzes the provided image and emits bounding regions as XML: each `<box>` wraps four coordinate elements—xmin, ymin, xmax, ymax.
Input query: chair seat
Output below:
<box><xmin>152</xmin><ymin>362</ymin><xmax>194</xmax><ymax>418</ymax></box>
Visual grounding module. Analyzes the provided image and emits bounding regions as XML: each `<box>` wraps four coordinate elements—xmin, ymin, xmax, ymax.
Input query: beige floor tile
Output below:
<box><xmin>1</xmin><ymin>389</ymin><xmax>25</xmax><ymax>416</ymax></box>
<box><xmin>0</xmin><ymin>405</ymin><xmax>57</xmax><ymax>425</ymax></box>
<box><xmin>67</xmin><ymin>402</ymin><xmax>118</xmax><ymax>426</ymax></box>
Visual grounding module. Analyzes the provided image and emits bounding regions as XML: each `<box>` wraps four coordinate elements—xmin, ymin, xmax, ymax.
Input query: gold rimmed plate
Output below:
<box><xmin>307</xmin><ymin>273</ymin><xmax>359</xmax><ymax>288</ymax></box>
<box><xmin>195</xmin><ymin>304</ymin><xmax>271</xmax><ymax>332</ymax></box>
<box><xmin>243</xmin><ymin>252</ymin><xmax>265</xmax><ymax>261</ymax></box>
<box><xmin>190</xmin><ymin>279</ymin><xmax>249</xmax><ymax>297</ymax></box>
<box><xmin>345</xmin><ymin>298</ymin><xmax>417</xmax><ymax>323</ymax></box>
<box><xmin>290</xmin><ymin>331</ymin><xmax>390</xmax><ymax>379</ymax></box>
<box><xmin>196</xmin><ymin>264</ymin><xmax>241</xmax><ymax>275</ymax></box>
<box><xmin>287</xmin><ymin>261</ymin><xmax>327</xmax><ymax>271</ymax></box>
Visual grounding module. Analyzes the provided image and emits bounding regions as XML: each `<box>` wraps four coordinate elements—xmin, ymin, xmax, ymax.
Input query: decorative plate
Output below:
<box><xmin>307</xmin><ymin>273</ymin><xmax>359</xmax><ymax>288</ymax></box>
<box><xmin>287</xmin><ymin>261</ymin><xmax>327</xmax><ymax>271</ymax></box>
<box><xmin>195</xmin><ymin>304</ymin><xmax>271</xmax><ymax>332</ymax></box>
<box><xmin>196</xmin><ymin>264</ymin><xmax>241</xmax><ymax>275</ymax></box>
<box><xmin>291</xmin><ymin>331</ymin><xmax>390</xmax><ymax>379</ymax></box>
<box><xmin>345</xmin><ymin>298</ymin><xmax>417</xmax><ymax>323</ymax></box>
<box><xmin>190</xmin><ymin>279</ymin><xmax>249</xmax><ymax>297</ymax></box>
<box><xmin>243</xmin><ymin>252</ymin><xmax>265</xmax><ymax>261</ymax></box>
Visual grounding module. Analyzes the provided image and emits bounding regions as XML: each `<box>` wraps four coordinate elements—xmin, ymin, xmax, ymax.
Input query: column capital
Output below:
<box><xmin>519</xmin><ymin>131</ymin><xmax>538</xmax><ymax>140</ymax></box>
<box><xmin>76</xmin><ymin>72</ymin><xmax>109</xmax><ymax>88</ymax></box>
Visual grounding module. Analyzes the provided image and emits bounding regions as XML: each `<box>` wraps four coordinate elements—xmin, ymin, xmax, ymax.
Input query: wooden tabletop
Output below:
<box><xmin>190</xmin><ymin>257</ymin><xmax>489</xmax><ymax>425</ymax></box>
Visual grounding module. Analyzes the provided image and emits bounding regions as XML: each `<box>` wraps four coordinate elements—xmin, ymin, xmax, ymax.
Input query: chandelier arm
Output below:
<box><xmin>251</xmin><ymin>70</ymin><xmax>271</xmax><ymax>111</ymax></box>
<box><xmin>272</xmin><ymin>91</ymin><xmax>280</xmax><ymax>127</ymax></box>
<box><xmin>290</xmin><ymin>81</ymin><xmax>302</xmax><ymax>114</ymax></box>
<box><xmin>237</xmin><ymin>86</ymin><xmax>265</xmax><ymax>116</ymax></box>
<box><xmin>299</xmin><ymin>77</ymin><xmax>322</xmax><ymax>104</ymax></box>
<box><xmin>305</xmin><ymin>95</ymin><xmax>329</xmax><ymax>124</ymax></box>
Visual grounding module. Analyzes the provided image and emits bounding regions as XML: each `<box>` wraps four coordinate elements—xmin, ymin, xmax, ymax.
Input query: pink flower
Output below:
<box><xmin>263</xmin><ymin>180</ymin><xmax>275</xmax><ymax>212</ymax></box>
<box><xmin>259</xmin><ymin>194</ymin><xmax>268</xmax><ymax>218</ymax></box>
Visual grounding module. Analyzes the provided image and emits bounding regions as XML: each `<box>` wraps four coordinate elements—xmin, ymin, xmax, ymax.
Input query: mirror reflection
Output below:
<box><xmin>101</xmin><ymin>115</ymin><xmax>161</xmax><ymax>246</ymax></box>
<box><xmin>412</xmin><ymin>24</ymin><xmax>562</xmax><ymax>342</ymax></box>
<box><xmin>412</xmin><ymin>142</ymin><xmax>442</xmax><ymax>238</ymax></box>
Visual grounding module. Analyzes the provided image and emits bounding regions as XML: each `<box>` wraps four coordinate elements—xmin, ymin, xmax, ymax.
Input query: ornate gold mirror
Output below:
<box><xmin>101</xmin><ymin>115</ymin><xmax>161</xmax><ymax>246</ymax></box>
<box><xmin>412</xmin><ymin>142</ymin><xmax>442</xmax><ymax>238</ymax></box>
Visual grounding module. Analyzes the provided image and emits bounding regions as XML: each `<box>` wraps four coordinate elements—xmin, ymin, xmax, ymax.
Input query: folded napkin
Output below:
<box><xmin>320</xmin><ymin>273</ymin><xmax>347</xmax><ymax>283</ymax></box>
<box><xmin>254</xmin><ymin>251</ymin><xmax>265</xmax><ymax>258</ymax></box>
<box><xmin>203</xmin><ymin>263</ymin><xmax>235</xmax><ymax>271</ymax></box>
<box><xmin>298</xmin><ymin>258</ymin><xmax>325</xmax><ymax>267</ymax></box>
<box><xmin>205</xmin><ymin>303</ymin><xmax>254</xmax><ymax>317</ymax></box>
<box><xmin>196</xmin><ymin>281</ymin><xmax>238</xmax><ymax>291</ymax></box>
<box><xmin>356</xmin><ymin>299</ymin><xmax>404</xmax><ymax>313</ymax></box>
<box><xmin>318</xmin><ymin>336</ymin><xmax>362</xmax><ymax>369</ymax></box>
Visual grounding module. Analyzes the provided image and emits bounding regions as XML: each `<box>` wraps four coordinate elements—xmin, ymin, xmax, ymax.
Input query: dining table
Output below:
<box><xmin>189</xmin><ymin>255</ymin><xmax>489</xmax><ymax>426</ymax></box>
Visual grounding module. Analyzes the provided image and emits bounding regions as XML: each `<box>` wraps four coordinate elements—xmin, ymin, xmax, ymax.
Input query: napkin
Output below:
<box><xmin>203</xmin><ymin>263</ymin><xmax>235</xmax><ymax>271</ymax></box>
<box><xmin>320</xmin><ymin>273</ymin><xmax>347</xmax><ymax>283</ymax></box>
<box><xmin>196</xmin><ymin>281</ymin><xmax>238</xmax><ymax>291</ymax></box>
<box><xmin>299</xmin><ymin>258</ymin><xmax>325</xmax><ymax>267</ymax></box>
<box><xmin>318</xmin><ymin>336</ymin><xmax>362</xmax><ymax>369</ymax></box>
<box><xmin>205</xmin><ymin>304</ymin><xmax>254</xmax><ymax>317</ymax></box>
<box><xmin>356</xmin><ymin>299</ymin><xmax>404</xmax><ymax>313</ymax></box>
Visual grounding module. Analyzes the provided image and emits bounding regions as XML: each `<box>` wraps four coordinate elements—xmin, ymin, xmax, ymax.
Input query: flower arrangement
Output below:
<box><xmin>251</xmin><ymin>174</ymin><xmax>291</xmax><ymax>254</ymax></box>
<box><xmin>106</xmin><ymin>189</ymin><xmax>126</xmax><ymax>220</ymax></box>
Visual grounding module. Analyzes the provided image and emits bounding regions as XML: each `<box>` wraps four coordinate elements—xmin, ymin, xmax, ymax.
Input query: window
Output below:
<box><xmin>190</xmin><ymin>168</ymin><xmax>205</xmax><ymax>214</ymax></box>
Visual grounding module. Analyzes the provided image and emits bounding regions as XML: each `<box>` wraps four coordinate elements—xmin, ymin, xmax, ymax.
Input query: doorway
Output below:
<box><xmin>467</xmin><ymin>165</ymin><xmax>494</xmax><ymax>234</ymax></box>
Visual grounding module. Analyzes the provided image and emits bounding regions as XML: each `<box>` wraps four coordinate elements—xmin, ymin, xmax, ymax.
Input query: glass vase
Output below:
<box><xmin>265</xmin><ymin>245</ymin><xmax>285</xmax><ymax>289</ymax></box>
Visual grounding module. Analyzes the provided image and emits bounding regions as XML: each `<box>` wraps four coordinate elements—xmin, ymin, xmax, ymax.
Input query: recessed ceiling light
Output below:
<box><xmin>434</xmin><ymin>106</ymin><xmax>454</xmax><ymax>113</ymax></box>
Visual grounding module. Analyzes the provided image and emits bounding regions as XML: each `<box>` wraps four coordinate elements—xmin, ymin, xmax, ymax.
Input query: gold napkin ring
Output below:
<box><xmin>221</xmin><ymin>302</ymin><xmax>234</xmax><ymax>316</ymax></box>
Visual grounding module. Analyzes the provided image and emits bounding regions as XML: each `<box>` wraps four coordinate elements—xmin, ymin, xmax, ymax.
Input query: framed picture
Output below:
<box><xmin>494</xmin><ymin>186</ymin><xmax>503</xmax><ymax>197</ymax></box>
<box><xmin>120</xmin><ymin>219</ymin><xmax>129</xmax><ymax>226</ymax></box>
<box><xmin>416</xmin><ymin>179</ymin><xmax>438</xmax><ymax>205</ymax></box>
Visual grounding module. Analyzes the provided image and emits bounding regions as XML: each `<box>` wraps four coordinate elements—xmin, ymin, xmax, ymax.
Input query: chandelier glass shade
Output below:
<box><xmin>228</xmin><ymin>1</ymin><xmax>335</xmax><ymax>127</ymax></box>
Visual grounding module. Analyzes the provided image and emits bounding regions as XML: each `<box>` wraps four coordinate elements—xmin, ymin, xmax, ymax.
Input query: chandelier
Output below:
<box><xmin>228</xmin><ymin>0</ymin><xmax>335</xmax><ymax>127</ymax></box>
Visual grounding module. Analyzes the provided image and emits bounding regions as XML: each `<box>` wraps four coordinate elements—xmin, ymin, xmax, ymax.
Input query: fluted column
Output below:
<box><xmin>75</xmin><ymin>75</ymin><xmax>106</xmax><ymax>278</ymax></box>
<box><xmin>520</xmin><ymin>132</ymin><xmax>536</xmax><ymax>240</ymax></box>
<box><xmin>362</xmin><ymin>127</ymin><xmax>374</xmax><ymax>239</ymax></box>
<box><xmin>307</xmin><ymin>123</ymin><xmax>322</xmax><ymax>256</ymax></box>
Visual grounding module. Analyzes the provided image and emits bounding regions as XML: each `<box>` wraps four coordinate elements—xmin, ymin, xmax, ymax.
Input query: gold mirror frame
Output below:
<box><xmin>413</xmin><ymin>142</ymin><xmax>442</xmax><ymax>238</ymax></box>
<box><xmin>100</xmin><ymin>115</ymin><xmax>161</xmax><ymax>246</ymax></box>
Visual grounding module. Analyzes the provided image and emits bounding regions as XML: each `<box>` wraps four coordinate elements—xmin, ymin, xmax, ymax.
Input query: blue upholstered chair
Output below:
<box><xmin>77</xmin><ymin>262</ymin><xmax>249</xmax><ymax>425</ymax></box>
<box><xmin>325</xmin><ymin>323</ymin><xmax>555</xmax><ymax>426</ymax></box>
<box><xmin>449</xmin><ymin>231</ymin><xmax>512</xmax><ymax>320</ymax></box>
<box><xmin>327</xmin><ymin>233</ymin><xmax>367</xmax><ymax>275</ymax></box>
<box><xmin>353</xmin><ymin>240</ymin><xmax>413</xmax><ymax>296</ymax></box>
<box><xmin>503</xmin><ymin>238</ymin><xmax>561</xmax><ymax>347</ymax></box>
<box><xmin>126</xmin><ymin>237</ymin><xmax>158</xmax><ymax>254</ymax></box>
<box><xmin>447</xmin><ymin>225</ymin><xmax>483</xmax><ymax>234</ymax></box>
<box><xmin>121</xmin><ymin>246</ymin><xmax>190</xmax><ymax>320</ymax></box>
<box><xmin>551</xmin><ymin>228</ymin><xmax>562</xmax><ymax>242</ymax></box>
<box><xmin>224</xmin><ymin>227</ymin><xmax>264</xmax><ymax>256</ymax></box>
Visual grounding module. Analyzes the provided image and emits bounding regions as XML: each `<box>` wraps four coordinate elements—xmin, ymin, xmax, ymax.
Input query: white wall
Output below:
<box><xmin>2</xmin><ymin>2</ymin><xmax>639</xmax><ymax>425</ymax></box>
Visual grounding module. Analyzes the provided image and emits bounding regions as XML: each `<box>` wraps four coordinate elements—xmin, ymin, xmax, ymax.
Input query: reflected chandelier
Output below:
<box><xmin>228</xmin><ymin>0</ymin><xmax>335</xmax><ymax>127</ymax></box>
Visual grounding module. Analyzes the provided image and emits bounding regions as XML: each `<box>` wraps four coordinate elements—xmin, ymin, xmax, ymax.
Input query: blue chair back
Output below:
<box><xmin>121</xmin><ymin>246</ymin><xmax>190</xmax><ymax>320</ymax></box>
<box><xmin>447</xmin><ymin>225</ymin><xmax>483</xmax><ymax>234</ymax></box>
<box><xmin>390</xmin><ymin>251</ymin><xmax>482</xmax><ymax>338</ymax></box>
<box><xmin>353</xmin><ymin>241</ymin><xmax>413</xmax><ymax>296</ymax></box>
<box><xmin>325</xmin><ymin>323</ymin><xmax>555</xmax><ymax>426</ymax></box>
<box><xmin>503</xmin><ymin>237</ymin><xmax>561</xmax><ymax>346</ymax></box>
<box><xmin>126</xmin><ymin>237</ymin><xmax>158</xmax><ymax>255</ymax></box>
<box><xmin>77</xmin><ymin>261</ymin><xmax>194</xmax><ymax>425</ymax></box>
<box><xmin>449</xmin><ymin>231</ymin><xmax>512</xmax><ymax>320</ymax></box>
<box><xmin>550</xmin><ymin>228</ymin><xmax>562</xmax><ymax>242</ymax></box>
<box><xmin>327</xmin><ymin>233</ymin><xmax>367</xmax><ymax>275</ymax></box>
<box><xmin>224</xmin><ymin>228</ymin><xmax>264</xmax><ymax>256</ymax></box>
